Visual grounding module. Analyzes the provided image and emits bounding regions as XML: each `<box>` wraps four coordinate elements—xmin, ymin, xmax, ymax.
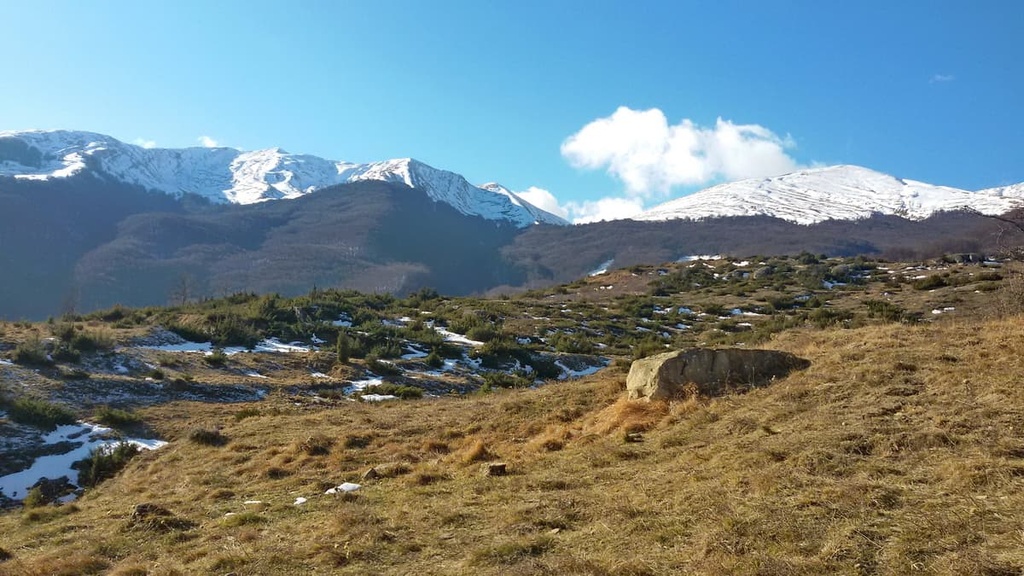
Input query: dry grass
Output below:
<box><xmin>4</xmin><ymin>311</ymin><xmax>1024</xmax><ymax>574</ymax></box>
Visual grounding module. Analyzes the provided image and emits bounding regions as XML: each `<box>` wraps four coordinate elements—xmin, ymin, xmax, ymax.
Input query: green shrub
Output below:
<box><xmin>188</xmin><ymin>427</ymin><xmax>227</xmax><ymax>446</ymax></box>
<box><xmin>549</xmin><ymin>331</ymin><xmax>595</xmax><ymax>354</ymax></box>
<box><xmin>300</xmin><ymin>434</ymin><xmax>334</xmax><ymax>455</ymax></box>
<box><xmin>360</xmin><ymin>383</ymin><xmax>424</xmax><ymax>400</ymax></box>
<box><xmin>632</xmin><ymin>336</ymin><xmax>666</xmax><ymax>361</ymax></box>
<box><xmin>12</xmin><ymin>338</ymin><xmax>52</xmax><ymax>366</ymax></box>
<box><xmin>1</xmin><ymin>396</ymin><xmax>76</xmax><ymax>430</ymax></box>
<box><xmin>22</xmin><ymin>486</ymin><xmax>47</xmax><ymax>508</ymax></box>
<box><xmin>75</xmin><ymin>442</ymin><xmax>140</xmax><ymax>487</ymax></box>
<box><xmin>335</xmin><ymin>332</ymin><xmax>352</xmax><ymax>363</ymax></box>
<box><xmin>94</xmin><ymin>406</ymin><xmax>142</xmax><ymax>430</ymax></box>
<box><xmin>864</xmin><ymin>299</ymin><xmax>907</xmax><ymax>323</ymax></box>
<box><xmin>912</xmin><ymin>275</ymin><xmax>947</xmax><ymax>290</ymax></box>
<box><xmin>425</xmin><ymin>350</ymin><xmax>444</xmax><ymax>369</ymax></box>
<box><xmin>466</xmin><ymin>324</ymin><xmax>498</xmax><ymax>343</ymax></box>
<box><xmin>809</xmin><ymin>307</ymin><xmax>854</xmax><ymax>328</ymax></box>
<box><xmin>69</xmin><ymin>329</ymin><xmax>115</xmax><ymax>353</ymax></box>
<box><xmin>481</xmin><ymin>372</ymin><xmax>532</xmax><ymax>389</ymax></box>
<box><xmin>366</xmin><ymin>354</ymin><xmax>401</xmax><ymax>376</ymax></box>
<box><xmin>204</xmin><ymin>349</ymin><xmax>228</xmax><ymax>366</ymax></box>
<box><xmin>233</xmin><ymin>407</ymin><xmax>261</xmax><ymax>421</ymax></box>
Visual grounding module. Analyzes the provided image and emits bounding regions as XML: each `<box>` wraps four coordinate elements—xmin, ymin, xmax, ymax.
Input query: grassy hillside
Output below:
<box><xmin>1</xmin><ymin>256</ymin><xmax>1023</xmax><ymax>575</ymax></box>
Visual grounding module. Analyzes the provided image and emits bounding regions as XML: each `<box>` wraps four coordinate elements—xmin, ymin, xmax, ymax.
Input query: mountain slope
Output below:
<box><xmin>979</xmin><ymin>182</ymin><xmax>1024</xmax><ymax>200</ymax></box>
<box><xmin>635</xmin><ymin>165</ymin><xmax>1023</xmax><ymax>225</ymax></box>
<box><xmin>0</xmin><ymin>130</ymin><xmax>567</xmax><ymax>227</ymax></box>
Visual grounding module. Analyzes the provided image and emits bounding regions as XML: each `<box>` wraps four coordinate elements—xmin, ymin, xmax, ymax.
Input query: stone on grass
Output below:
<box><xmin>626</xmin><ymin>348</ymin><xmax>810</xmax><ymax>401</ymax></box>
<box><xmin>483</xmin><ymin>462</ymin><xmax>507</xmax><ymax>477</ymax></box>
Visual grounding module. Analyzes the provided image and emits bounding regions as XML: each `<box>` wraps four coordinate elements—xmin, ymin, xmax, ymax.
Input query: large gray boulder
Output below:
<box><xmin>626</xmin><ymin>348</ymin><xmax>810</xmax><ymax>400</ymax></box>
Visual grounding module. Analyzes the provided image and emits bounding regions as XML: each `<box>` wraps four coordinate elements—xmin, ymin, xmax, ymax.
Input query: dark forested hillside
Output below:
<box><xmin>2</xmin><ymin>173</ymin><xmax>1020</xmax><ymax>320</ymax></box>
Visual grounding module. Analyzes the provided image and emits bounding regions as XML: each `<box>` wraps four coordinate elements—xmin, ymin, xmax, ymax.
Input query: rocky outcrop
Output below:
<box><xmin>626</xmin><ymin>348</ymin><xmax>810</xmax><ymax>400</ymax></box>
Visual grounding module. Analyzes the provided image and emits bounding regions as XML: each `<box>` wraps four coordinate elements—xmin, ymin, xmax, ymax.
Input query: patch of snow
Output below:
<box><xmin>311</xmin><ymin>334</ymin><xmax>326</xmax><ymax>345</ymax></box>
<box><xmin>139</xmin><ymin>341</ymin><xmax>214</xmax><ymax>353</ymax></box>
<box><xmin>252</xmin><ymin>338</ymin><xmax>313</xmax><ymax>353</ymax></box>
<box><xmin>433</xmin><ymin>326</ymin><xmax>484</xmax><ymax>347</ymax></box>
<box><xmin>0</xmin><ymin>359</ymin><xmax>12</xmax><ymax>366</ymax></box>
<box><xmin>244</xmin><ymin>371</ymin><xmax>268</xmax><ymax>379</ymax></box>
<box><xmin>0</xmin><ymin>422</ymin><xmax>165</xmax><ymax>501</ymax></box>
<box><xmin>343</xmin><ymin>377</ymin><xmax>383</xmax><ymax>395</ymax></box>
<box><xmin>332</xmin><ymin>317</ymin><xmax>353</xmax><ymax>328</ymax></box>
<box><xmin>325</xmin><ymin>482</ymin><xmax>361</xmax><ymax>494</ymax></box>
<box><xmin>401</xmin><ymin>345</ymin><xmax>428</xmax><ymax>360</ymax></box>
<box><xmin>311</xmin><ymin>372</ymin><xmax>331</xmax><ymax>379</ymax></box>
<box><xmin>588</xmin><ymin>259</ymin><xmax>614</xmax><ymax>276</ymax></box>
<box><xmin>678</xmin><ymin>254</ymin><xmax>722</xmax><ymax>262</ymax></box>
<box><xmin>555</xmin><ymin>360</ymin><xmax>607</xmax><ymax>381</ymax></box>
<box><xmin>293</xmin><ymin>497</ymin><xmax>307</xmax><ymax>506</ymax></box>
<box><xmin>361</xmin><ymin>394</ymin><xmax>399</xmax><ymax>402</ymax></box>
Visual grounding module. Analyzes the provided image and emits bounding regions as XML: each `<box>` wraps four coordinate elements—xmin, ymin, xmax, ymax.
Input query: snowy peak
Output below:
<box><xmin>978</xmin><ymin>182</ymin><xmax>1024</xmax><ymax>200</ymax></box>
<box><xmin>634</xmin><ymin>165</ymin><xmax>1024</xmax><ymax>225</ymax></box>
<box><xmin>0</xmin><ymin>130</ymin><xmax>567</xmax><ymax>228</ymax></box>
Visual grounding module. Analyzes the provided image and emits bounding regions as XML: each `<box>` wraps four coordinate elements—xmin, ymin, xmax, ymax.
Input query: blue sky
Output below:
<box><xmin>2</xmin><ymin>0</ymin><xmax>1022</xmax><ymax>221</ymax></box>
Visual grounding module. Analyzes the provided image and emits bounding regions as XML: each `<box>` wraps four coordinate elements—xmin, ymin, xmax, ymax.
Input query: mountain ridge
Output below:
<box><xmin>0</xmin><ymin>129</ymin><xmax>568</xmax><ymax>228</ymax></box>
<box><xmin>633</xmin><ymin>165</ymin><xmax>1024</xmax><ymax>225</ymax></box>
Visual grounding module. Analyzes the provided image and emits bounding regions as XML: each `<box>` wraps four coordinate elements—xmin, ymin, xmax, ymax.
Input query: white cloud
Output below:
<box><xmin>561</xmin><ymin>107</ymin><xmax>801</xmax><ymax>197</ymax></box>
<box><xmin>930</xmin><ymin>73</ymin><xmax>955</xmax><ymax>84</ymax></box>
<box><xmin>133</xmin><ymin>138</ymin><xmax>157</xmax><ymax>149</ymax></box>
<box><xmin>516</xmin><ymin>186</ymin><xmax>570</xmax><ymax>220</ymax></box>
<box><xmin>566</xmin><ymin>196</ymin><xmax>645</xmax><ymax>224</ymax></box>
<box><xmin>197</xmin><ymin>135</ymin><xmax>219</xmax><ymax>148</ymax></box>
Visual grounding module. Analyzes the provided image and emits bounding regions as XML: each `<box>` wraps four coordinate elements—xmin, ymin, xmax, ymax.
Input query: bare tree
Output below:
<box><xmin>169</xmin><ymin>273</ymin><xmax>196</xmax><ymax>307</ymax></box>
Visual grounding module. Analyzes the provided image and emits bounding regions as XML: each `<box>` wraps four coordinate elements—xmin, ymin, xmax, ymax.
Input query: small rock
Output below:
<box><xmin>484</xmin><ymin>462</ymin><xmax>507</xmax><ymax>477</ymax></box>
<box><xmin>624</xmin><ymin>432</ymin><xmax>644</xmax><ymax>443</ymax></box>
<box><xmin>361</xmin><ymin>467</ymin><xmax>380</xmax><ymax>481</ymax></box>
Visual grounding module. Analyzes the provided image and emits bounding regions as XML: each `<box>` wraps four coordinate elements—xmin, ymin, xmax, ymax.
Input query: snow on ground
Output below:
<box><xmin>0</xmin><ymin>422</ymin><xmax>166</xmax><ymax>501</ymax></box>
<box><xmin>361</xmin><ymin>394</ymin><xmax>399</xmax><ymax>402</ymax></box>
<box><xmin>311</xmin><ymin>372</ymin><xmax>331</xmax><ymax>379</ymax></box>
<box><xmin>138</xmin><ymin>341</ymin><xmax>213</xmax><ymax>353</ymax></box>
<box><xmin>249</xmin><ymin>339</ymin><xmax>314</xmax><ymax>354</ymax></box>
<box><xmin>0</xmin><ymin>359</ymin><xmax>13</xmax><ymax>366</ymax></box>
<box><xmin>332</xmin><ymin>316</ymin><xmax>353</xmax><ymax>327</ymax></box>
<box><xmin>139</xmin><ymin>337</ymin><xmax>315</xmax><ymax>356</ymax></box>
<box><xmin>401</xmin><ymin>345</ymin><xmax>429</xmax><ymax>360</ymax></box>
<box><xmin>678</xmin><ymin>254</ymin><xmax>722</xmax><ymax>262</ymax></box>
<box><xmin>244</xmin><ymin>371</ymin><xmax>268</xmax><ymax>379</ymax></box>
<box><xmin>932</xmin><ymin>307</ymin><xmax>956</xmax><ymax>315</ymax></box>
<box><xmin>294</xmin><ymin>497</ymin><xmax>307</xmax><ymax>506</ymax></box>
<box><xmin>325</xmin><ymin>482</ymin><xmax>361</xmax><ymax>494</ymax></box>
<box><xmin>343</xmin><ymin>377</ymin><xmax>383</xmax><ymax>395</ymax></box>
<box><xmin>433</xmin><ymin>326</ymin><xmax>484</xmax><ymax>347</ymax></box>
<box><xmin>588</xmin><ymin>259</ymin><xmax>614</xmax><ymax>276</ymax></box>
<box><xmin>555</xmin><ymin>359</ymin><xmax>609</xmax><ymax>381</ymax></box>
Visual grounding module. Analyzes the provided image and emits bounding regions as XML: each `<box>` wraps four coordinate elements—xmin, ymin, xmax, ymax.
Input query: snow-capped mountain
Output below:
<box><xmin>634</xmin><ymin>165</ymin><xmax>1024</xmax><ymax>225</ymax></box>
<box><xmin>0</xmin><ymin>130</ymin><xmax>567</xmax><ymax>227</ymax></box>
<box><xmin>978</xmin><ymin>182</ymin><xmax>1024</xmax><ymax>200</ymax></box>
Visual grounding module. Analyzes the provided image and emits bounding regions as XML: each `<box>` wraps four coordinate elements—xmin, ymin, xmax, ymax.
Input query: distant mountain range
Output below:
<box><xmin>635</xmin><ymin>165</ymin><xmax>1024</xmax><ymax>224</ymax></box>
<box><xmin>2</xmin><ymin>130</ymin><xmax>1021</xmax><ymax>226</ymax></box>
<box><xmin>1</xmin><ymin>129</ymin><xmax>1022</xmax><ymax>319</ymax></box>
<box><xmin>0</xmin><ymin>130</ymin><xmax>567</xmax><ymax>227</ymax></box>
